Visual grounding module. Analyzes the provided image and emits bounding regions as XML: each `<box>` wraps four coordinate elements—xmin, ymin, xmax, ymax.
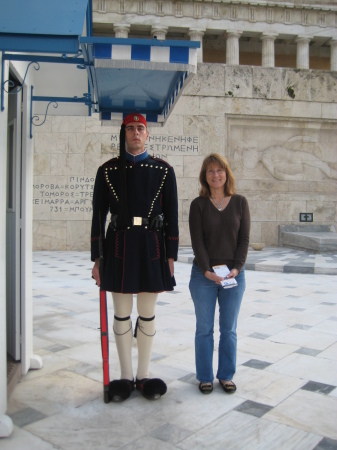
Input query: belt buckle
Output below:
<box><xmin>133</xmin><ymin>217</ymin><xmax>142</xmax><ymax>226</ymax></box>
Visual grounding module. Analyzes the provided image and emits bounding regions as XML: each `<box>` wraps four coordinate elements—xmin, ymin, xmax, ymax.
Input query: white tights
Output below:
<box><xmin>112</xmin><ymin>292</ymin><xmax>158</xmax><ymax>381</ymax></box>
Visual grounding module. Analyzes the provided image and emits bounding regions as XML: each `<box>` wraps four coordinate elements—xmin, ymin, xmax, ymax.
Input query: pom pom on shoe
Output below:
<box><xmin>109</xmin><ymin>379</ymin><xmax>135</xmax><ymax>402</ymax></box>
<box><xmin>136</xmin><ymin>378</ymin><xmax>167</xmax><ymax>400</ymax></box>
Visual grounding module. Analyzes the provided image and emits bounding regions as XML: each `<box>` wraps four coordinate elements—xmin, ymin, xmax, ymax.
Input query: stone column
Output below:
<box><xmin>226</xmin><ymin>31</ymin><xmax>242</xmax><ymax>65</ymax></box>
<box><xmin>188</xmin><ymin>29</ymin><xmax>205</xmax><ymax>63</ymax></box>
<box><xmin>260</xmin><ymin>32</ymin><xmax>278</xmax><ymax>68</ymax></box>
<box><xmin>296</xmin><ymin>35</ymin><xmax>312</xmax><ymax>69</ymax></box>
<box><xmin>151</xmin><ymin>27</ymin><xmax>168</xmax><ymax>40</ymax></box>
<box><xmin>113</xmin><ymin>24</ymin><xmax>130</xmax><ymax>38</ymax></box>
<box><xmin>330</xmin><ymin>38</ymin><xmax>337</xmax><ymax>71</ymax></box>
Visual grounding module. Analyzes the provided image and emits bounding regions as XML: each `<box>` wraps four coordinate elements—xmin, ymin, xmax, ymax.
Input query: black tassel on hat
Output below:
<box><xmin>118</xmin><ymin>123</ymin><xmax>132</xmax><ymax>229</ymax></box>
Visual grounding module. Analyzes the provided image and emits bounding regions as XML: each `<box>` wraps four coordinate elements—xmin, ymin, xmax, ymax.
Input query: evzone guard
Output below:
<box><xmin>91</xmin><ymin>113</ymin><xmax>179</xmax><ymax>401</ymax></box>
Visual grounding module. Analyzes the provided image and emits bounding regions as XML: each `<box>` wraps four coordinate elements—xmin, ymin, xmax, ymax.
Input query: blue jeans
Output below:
<box><xmin>189</xmin><ymin>264</ymin><xmax>246</xmax><ymax>383</ymax></box>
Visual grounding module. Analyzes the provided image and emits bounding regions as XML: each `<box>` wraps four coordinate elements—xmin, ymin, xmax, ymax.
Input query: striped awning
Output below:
<box><xmin>80</xmin><ymin>37</ymin><xmax>199</xmax><ymax>126</ymax></box>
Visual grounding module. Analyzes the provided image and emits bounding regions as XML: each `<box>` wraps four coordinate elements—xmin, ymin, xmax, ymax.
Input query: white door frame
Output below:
<box><xmin>6</xmin><ymin>84</ymin><xmax>22</xmax><ymax>361</ymax></box>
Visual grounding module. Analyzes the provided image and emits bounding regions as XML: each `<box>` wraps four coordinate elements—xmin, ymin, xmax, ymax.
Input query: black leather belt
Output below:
<box><xmin>110</xmin><ymin>214</ymin><xmax>164</xmax><ymax>230</ymax></box>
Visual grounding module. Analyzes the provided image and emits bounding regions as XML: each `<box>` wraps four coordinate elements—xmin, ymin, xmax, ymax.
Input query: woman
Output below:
<box><xmin>189</xmin><ymin>153</ymin><xmax>250</xmax><ymax>394</ymax></box>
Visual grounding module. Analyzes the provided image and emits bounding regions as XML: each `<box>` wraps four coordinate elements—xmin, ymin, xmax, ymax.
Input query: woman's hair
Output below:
<box><xmin>199</xmin><ymin>153</ymin><xmax>236</xmax><ymax>197</ymax></box>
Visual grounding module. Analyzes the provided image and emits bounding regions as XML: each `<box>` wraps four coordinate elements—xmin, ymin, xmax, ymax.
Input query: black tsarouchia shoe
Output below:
<box><xmin>136</xmin><ymin>378</ymin><xmax>167</xmax><ymax>400</ymax></box>
<box><xmin>109</xmin><ymin>379</ymin><xmax>135</xmax><ymax>402</ymax></box>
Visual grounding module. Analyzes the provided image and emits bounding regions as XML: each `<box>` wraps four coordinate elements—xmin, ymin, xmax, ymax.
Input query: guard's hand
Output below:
<box><xmin>92</xmin><ymin>259</ymin><xmax>101</xmax><ymax>287</ymax></box>
<box><xmin>168</xmin><ymin>258</ymin><xmax>174</xmax><ymax>277</ymax></box>
<box><xmin>204</xmin><ymin>270</ymin><xmax>224</xmax><ymax>285</ymax></box>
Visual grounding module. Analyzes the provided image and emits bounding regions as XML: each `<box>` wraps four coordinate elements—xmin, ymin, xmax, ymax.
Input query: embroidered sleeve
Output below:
<box><xmin>90</xmin><ymin>165</ymin><xmax>110</xmax><ymax>262</ymax></box>
<box><xmin>162</xmin><ymin>166</ymin><xmax>179</xmax><ymax>260</ymax></box>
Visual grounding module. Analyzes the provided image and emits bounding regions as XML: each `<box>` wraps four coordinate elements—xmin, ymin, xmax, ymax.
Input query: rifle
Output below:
<box><xmin>98</xmin><ymin>212</ymin><xmax>110</xmax><ymax>403</ymax></box>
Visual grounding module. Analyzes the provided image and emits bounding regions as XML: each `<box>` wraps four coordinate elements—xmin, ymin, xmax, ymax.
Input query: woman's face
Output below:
<box><xmin>205</xmin><ymin>162</ymin><xmax>227</xmax><ymax>191</ymax></box>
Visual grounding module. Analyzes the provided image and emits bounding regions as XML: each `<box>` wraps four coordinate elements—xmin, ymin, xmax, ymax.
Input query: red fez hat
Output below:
<box><xmin>123</xmin><ymin>113</ymin><xmax>147</xmax><ymax>127</ymax></box>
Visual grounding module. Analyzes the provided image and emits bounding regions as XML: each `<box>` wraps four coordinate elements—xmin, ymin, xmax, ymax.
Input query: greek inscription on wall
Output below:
<box><xmin>110</xmin><ymin>134</ymin><xmax>200</xmax><ymax>158</ymax></box>
<box><xmin>33</xmin><ymin>177</ymin><xmax>94</xmax><ymax>215</ymax></box>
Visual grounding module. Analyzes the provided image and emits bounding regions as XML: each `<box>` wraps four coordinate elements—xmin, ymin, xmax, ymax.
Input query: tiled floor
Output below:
<box><xmin>179</xmin><ymin>246</ymin><xmax>337</xmax><ymax>275</ymax></box>
<box><xmin>4</xmin><ymin>249</ymin><xmax>337</xmax><ymax>449</ymax></box>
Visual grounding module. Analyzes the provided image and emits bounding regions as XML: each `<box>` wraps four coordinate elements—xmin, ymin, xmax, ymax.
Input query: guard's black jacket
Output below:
<box><xmin>91</xmin><ymin>152</ymin><xmax>179</xmax><ymax>293</ymax></box>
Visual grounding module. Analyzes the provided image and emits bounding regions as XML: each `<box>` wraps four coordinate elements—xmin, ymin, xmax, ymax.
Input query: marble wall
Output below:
<box><xmin>33</xmin><ymin>65</ymin><xmax>337</xmax><ymax>250</ymax></box>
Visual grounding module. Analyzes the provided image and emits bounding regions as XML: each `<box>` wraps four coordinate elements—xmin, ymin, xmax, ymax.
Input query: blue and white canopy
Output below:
<box><xmin>81</xmin><ymin>37</ymin><xmax>199</xmax><ymax>125</ymax></box>
<box><xmin>0</xmin><ymin>0</ymin><xmax>199</xmax><ymax>128</ymax></box>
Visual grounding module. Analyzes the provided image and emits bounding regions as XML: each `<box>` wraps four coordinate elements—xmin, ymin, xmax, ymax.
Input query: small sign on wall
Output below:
<box><xmin>299</xmin><ymin>213</ymin><xmax>313</xmax><ymax>222</ymax></box>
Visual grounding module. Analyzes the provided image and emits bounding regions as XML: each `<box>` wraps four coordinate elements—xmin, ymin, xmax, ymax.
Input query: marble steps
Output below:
<box><xmin>282</xmin><ymin>231</ymin><xmax>337</xmax><ymax>252</ymax></box>
<box><xmin>279</xmin><ymin>225</ymin><xmax>337</xmax><ymax>253</ymax></box>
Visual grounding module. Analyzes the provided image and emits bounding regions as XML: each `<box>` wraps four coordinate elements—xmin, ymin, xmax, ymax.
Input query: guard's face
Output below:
<box><xmin>125</xmin><ymin>122</ymin><xmax>149</xmax><ymax>154</ymax></box>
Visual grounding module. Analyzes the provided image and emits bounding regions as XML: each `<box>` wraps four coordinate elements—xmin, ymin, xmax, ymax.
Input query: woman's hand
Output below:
<box><xmin>92</xmin><ymin>259</ymin><xmax>101</xmax><ymax>287</ymax></box>
<box><xmin>204</xmin><ymin>270</ymin><xmax>224</xmax><ymax>285</ymax></box>
<box><xmin>227</xmin><ymin>268</ymin><xmax>239</xmax><ymax>278</ymax></box>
